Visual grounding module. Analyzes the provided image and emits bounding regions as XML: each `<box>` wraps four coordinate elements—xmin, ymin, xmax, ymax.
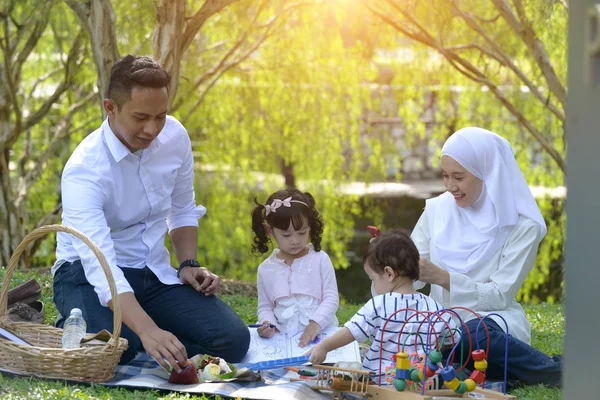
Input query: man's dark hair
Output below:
<box><xmin>363</xmin><ymin>229</ymin><xmax>420</xmax><ymax>281</ymax></box>
<box><xmin>107</xmin><ymin>55</ymin><xmax>171</xmax><ymax>109</ymax></box>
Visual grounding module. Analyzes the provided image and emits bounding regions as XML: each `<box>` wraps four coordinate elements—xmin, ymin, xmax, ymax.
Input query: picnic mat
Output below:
<box><xmin>103</xmin><ymin>353</ymin><xmax>331</xmax><ymax>399</ymax></box>
<box><xmin>1</xmin><ymin>352</ymin><xmax>508</xmax><ymax>399</ymax></box>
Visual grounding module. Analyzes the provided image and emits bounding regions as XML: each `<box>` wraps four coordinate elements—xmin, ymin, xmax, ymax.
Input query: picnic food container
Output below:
<box><xmin>0</xmin><ymin>225</ymin><xmax>128</xmax><ymax>382</ymax></box>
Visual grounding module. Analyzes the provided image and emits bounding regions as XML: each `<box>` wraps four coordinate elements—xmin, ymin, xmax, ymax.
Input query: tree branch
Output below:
<box><xmin>13</xmin><ymin>2</ymin><xmax>54</xmax><ymax>75</ymax></box>
<box><xmin>21</xmin><ymin>28</ymin><xmax>85</xmax><ymax>133</ymax></box>
<box><xmin>368</xmin><ymin>0</ymin><xmax>566</xmax><ymax>172</ymax></box>
<box><xmin>15</xmin><ymin>91</ymin><xmax>96</xmax><ymax>207</ymax></box>
<box><xmin>449</xmin><ymin>3</ymin><xmax>565</xmax><ymax>122</ymax></box>
<box><xmin>180</xmin><ymin>0</ymin><xmax>241</xmax><ymax>54</ymax></box>
<box><xmin>181</xmin><ymin>30</ymin><xmax>272</xmax><ymax>124</ymax></box>
<box><xmin>492</xmin><ymin>0</ymin><xmax>566</xmax><ymax>107</ymax></box>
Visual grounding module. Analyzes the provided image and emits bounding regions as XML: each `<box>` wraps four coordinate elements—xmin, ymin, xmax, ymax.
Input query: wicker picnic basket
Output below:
<box><xmin>0</xmin><ymin>225</ymin><xmax>128</xmax><ymax>382</ymax></box>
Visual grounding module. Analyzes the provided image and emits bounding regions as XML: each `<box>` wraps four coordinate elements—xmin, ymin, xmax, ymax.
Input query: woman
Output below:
<box><xmin>411</xmin><ymin>127</ymin><xmax>562</xmax><ymax>387</ymax></box>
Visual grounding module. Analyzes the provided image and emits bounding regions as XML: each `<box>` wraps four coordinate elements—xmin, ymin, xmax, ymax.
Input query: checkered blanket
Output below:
<box><xmin>105</xmin><ymin>353</ymin><xmax>508</xmax><ymax>398</ymax></box>
<box><xmin>102</xmin><ymin>353</ymin><xmax>331</xmax><ymax>399</ymax></box>
<box><xmin>0</xmin><ymin>353</ymin><xmax>509</xmax><ymax>399</ymax></box>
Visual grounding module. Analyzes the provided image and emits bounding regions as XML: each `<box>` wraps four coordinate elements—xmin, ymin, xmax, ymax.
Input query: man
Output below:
<box><xmin>53</xmin><ymin>55</ymin><xmax>249</xmax><ymax>371</ymax></box>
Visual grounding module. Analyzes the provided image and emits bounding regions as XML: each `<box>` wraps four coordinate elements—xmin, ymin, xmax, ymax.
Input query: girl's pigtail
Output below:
<box><xmin>251</xmin><ymin>198</ymin><xmax>270</xmax><ymax>254</ymax></box>
<box><xmin>302</xmin><ymin>191</ymin><xmax>324</xmax><ymax>251</ymax></box>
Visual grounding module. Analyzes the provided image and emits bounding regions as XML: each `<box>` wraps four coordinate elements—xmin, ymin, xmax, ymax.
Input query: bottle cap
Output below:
<box><xmin>70</xmin><ymin>308</ymin><xmax>82</xmax><ymax>317</ymax></box>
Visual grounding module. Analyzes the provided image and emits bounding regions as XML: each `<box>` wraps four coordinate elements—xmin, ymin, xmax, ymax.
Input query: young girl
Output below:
<box><xmin>308</xmin><ymin>230</ymin><xmax>456</xmax><ymax>384</ymax></box>
<box><xmin>251</xmin><ymin>188</ymin><xmax>339</xmax><ymax>347</ymax></box>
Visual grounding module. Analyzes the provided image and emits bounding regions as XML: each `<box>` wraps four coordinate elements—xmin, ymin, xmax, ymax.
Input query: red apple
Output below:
<box><xmin>168</xmin><ymin>360</ymin><xmax>199</xmax><ymax>384</ymax></box>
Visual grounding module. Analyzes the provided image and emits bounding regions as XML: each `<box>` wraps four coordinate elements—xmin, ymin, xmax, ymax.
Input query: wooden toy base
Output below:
<box><xmin>366</xmin><ymin>385</ymin><xmax>516</xmax><ymax>399</ymax></box>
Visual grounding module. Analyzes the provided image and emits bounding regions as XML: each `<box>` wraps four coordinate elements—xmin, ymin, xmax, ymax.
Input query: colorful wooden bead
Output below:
<box><xmin>455</xmin><ymin>381</ymin><xmax>467</xmax><ymax>394</ymax></box>
<box><xmin>472</xmin><ymin>349</ymin><xmax>486</xmax><ymax>361</ymax></box>
<box><xmin>429</xmin><ymin>350</ymin><xmax>443</xmax><ymax>364</ymax></box>
<box><xmin>396</xmin><ymin>368</ymin><xmax>410</xmax><ymax>380</ymax></box>
<box><xmin>464</xmin><ymin>378</ymin><xmax>477</xmax><ymax>392</ymax></box>
<box><xmin>395</xmin><ymin>352</ymin><xmax>411</xmax><ymax>370</ymax></box>
<box><xmin>425</xmin><ymin>363</ymin><xmax>437</xmax><ymax>378</ymax></box>
<box><xmin>440</xmin><ymin>366</ymin><xmax>456</xmax><ymax>382</ymax></box>
<box><xmin>410</xmin><ymin>367</ymin><xmax>421</xmax><ymax>382</ymax></box>
<box><xmin>470</xmin><ymin>370</ymin><xmax>486</xmax><ymax>384</ymax></box>
<box><xmin>445</xmin><ymin>377</ymin><xmax>461</xmax><ymax>391</ymax></box>
<box><xmin>474</xmin><ymin>359</ymin><xmax>488</xmax><ymax>372</ymax></box>
<box><xmin>394</xmin><ymin>378</ymin><xmax>407</xmax><ymax>391</ymax></box>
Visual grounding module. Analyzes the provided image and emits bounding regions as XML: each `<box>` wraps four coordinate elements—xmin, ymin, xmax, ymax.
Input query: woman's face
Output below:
<box><xmin>441</xmin><ymin>156</ymin><xmax>483</xmax><ymax>208</ymax></box>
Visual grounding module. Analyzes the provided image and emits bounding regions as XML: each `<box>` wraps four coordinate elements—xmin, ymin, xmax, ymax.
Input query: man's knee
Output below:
<box><xmin>190</xmin><ymin>316</ymin><xmax>250</xmax><ymax>362</ymax></box>
<box><xmin>117</xmin><ymin>331</ymin><xmax>142</xmax><ymax>365</ymax></box>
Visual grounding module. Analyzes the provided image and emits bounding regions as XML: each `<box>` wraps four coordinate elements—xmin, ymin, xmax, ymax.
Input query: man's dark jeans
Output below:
<box><xmin>447</xmin><ymin>318</ymin><xmax>562</xmax><ymax>387</ymax></box>
<box><xmin>53</xmin><ymin>260</ymin><xmax>250</xmax><ymax>364</ymax></box>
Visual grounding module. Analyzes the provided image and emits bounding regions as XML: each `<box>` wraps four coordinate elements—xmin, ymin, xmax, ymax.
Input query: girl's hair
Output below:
<box><xmin>251</xmin><ymin>188</ymin><xmax>324</xmax><ymax>254</ymax></box>
<box><xmin>363</xmin><ymin>229</ymin><xmax>419</xmax><ymax>281</ymax></box>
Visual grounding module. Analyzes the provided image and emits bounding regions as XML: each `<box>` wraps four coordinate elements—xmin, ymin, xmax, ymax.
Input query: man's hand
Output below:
<box><xmin>139</xmin><ymin>326</ymin><xmax>188</xmax><ymax>373</ymax></box>
<box><xmin>306</xmin><ymin>342</ymin><xmax>328</xmax><ymax>365</ymax></box>
<box><xmin>257</xmin><ymin>320</ymin><xmax>279</xmax><ymax>338</ymax></box>
<box><xmin>298</xmin><ymin>320</ymin><xmax>321</xmax><ymax>347</ymax></box>
<box><xmin>180</xmin><ymin>267</ymin><xmax>220</xmax><ymax>296</ymax></box>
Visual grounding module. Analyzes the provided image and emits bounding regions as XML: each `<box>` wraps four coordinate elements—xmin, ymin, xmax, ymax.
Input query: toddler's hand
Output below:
<box><xmin>306</xmin><ymin>343</ymin><xmax>327</xmax><ymax>365</ymax></box>
<box><xmin>257</xmin><ymin>321</ymin><xmax>278</xmax><ymax>338</ymax></box>
<box><xmin>298</xmin><ymin>320</ymin><xmax>320</xmax><ymax>347</ymax></box>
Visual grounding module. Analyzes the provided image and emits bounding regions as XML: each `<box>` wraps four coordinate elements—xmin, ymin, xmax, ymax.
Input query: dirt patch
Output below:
<box><xmin>219</xmin><ymin>279</ymin><xmax>257</xmax><ymax>297</ymax></box>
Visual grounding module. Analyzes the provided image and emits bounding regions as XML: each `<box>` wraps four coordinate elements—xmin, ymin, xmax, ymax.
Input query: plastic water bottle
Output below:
<box><xmin>61</xmin><ymin>308</ymin><xmax>86</xmax><ymax>349</ymax></box>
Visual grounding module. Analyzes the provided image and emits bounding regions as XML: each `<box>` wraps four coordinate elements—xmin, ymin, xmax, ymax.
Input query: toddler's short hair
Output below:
<box><xmin>363</xmin><ymin>229</ymin><xmax>420</xmax><ymax>280</ymax></box>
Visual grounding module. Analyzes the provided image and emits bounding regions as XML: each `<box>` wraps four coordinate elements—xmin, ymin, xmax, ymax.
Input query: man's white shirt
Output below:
<box><xmin>53</xmin><ymin>116</ymin><xmax>205</xmax><ymax>306</ymax></box>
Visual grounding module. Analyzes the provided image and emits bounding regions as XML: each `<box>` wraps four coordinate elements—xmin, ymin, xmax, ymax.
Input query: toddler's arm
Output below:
<box><xmin>306</xmin><ymin>327</ymin><xmax>354</xmax><ymax>365</ymax></box>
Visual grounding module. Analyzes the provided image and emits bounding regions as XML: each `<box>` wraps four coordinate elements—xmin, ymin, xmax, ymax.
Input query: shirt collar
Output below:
<box><xmin>103</xmin><ymin>118</ymin><xmax>132</xmax><ymax>163</ymax></box>
<box><xmin>269</xmin><ymin>243</ymin><xmax>315</xmax><ymax>264</ymax></box>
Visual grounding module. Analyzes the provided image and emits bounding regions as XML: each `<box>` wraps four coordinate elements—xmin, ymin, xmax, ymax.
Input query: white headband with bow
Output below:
<box><xmin>264</xmin><ymin>196</ymin><xmax>309</xmax><ymax>216</ymax></box>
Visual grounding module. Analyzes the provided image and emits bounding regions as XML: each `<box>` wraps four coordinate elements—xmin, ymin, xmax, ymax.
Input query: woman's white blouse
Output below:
<box><xmin>411</xmin><ymin>209</ymin><xmax>544</xmax><ymax>344</ymax></box>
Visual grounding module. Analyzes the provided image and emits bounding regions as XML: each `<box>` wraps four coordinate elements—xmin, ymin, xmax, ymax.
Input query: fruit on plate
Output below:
<box><xmin>168</xmin><ymin>359</ymin><xmax>200</xmax><ymax>384</ymax></box>
<box><xmin>198</xmin><ymin>355</ymin><xmax>233</xmax><ymax>380</ymax></box>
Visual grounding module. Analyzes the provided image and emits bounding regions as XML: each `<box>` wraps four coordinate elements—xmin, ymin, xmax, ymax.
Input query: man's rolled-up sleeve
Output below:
<box><xmin>166</xmin><ymin>134</ymin><xmax>206</xmax><ymax>231</ymax></box>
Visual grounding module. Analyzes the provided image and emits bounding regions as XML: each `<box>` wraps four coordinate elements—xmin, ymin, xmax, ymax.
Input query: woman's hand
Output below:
<box><xmin>298</xmin><ymin>320</ymin><xmax>321</xmax><ymax>347</ymax></box>
<box><xmin>419</xmin><ymin>259</ymin><xmax>450</xmax><ymax>291</ymax></box>
<box><xmin>257</xmin><ymin>321</ymin><xmax>279</xmax><ymax>338</ymax></box>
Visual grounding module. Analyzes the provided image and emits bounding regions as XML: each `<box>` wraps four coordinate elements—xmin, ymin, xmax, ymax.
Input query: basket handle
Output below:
<box><xmin>0</xmin><ymin>224</ymin><xmax>122</xmax><ymax>347</ymax></box>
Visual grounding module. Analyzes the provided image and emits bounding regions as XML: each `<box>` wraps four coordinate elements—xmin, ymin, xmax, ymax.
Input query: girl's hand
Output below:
<box><xmin>306</xmin><ymin>343</ymin><xmax>328</xmax><ymax>365</ymax></box>
<box><xmin>257</xmin><ymin>321</ymin><xmax>278</xmax><ymax>338</ymax></box>
<box><xmin>419</xmin><ymin>259</ymin><xmax>450</xmax><ymax>290</ymax></box>
<box><xmin>298</xmin><ymin>320</ymin><xmax>321</xmax><ymax>347</ymax></box>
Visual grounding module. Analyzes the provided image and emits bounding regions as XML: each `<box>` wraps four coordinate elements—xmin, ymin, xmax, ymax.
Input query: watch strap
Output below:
<box><xmin>177</xmin><ymin>259</ymin><xmax>201</xmax><ymax>278</ymax></box>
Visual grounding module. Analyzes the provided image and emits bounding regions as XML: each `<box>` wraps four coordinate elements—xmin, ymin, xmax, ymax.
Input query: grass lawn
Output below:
<box><xmin>0</xmin><ymin>269</ymin><xmax>563</xmax><ymax>399</ymax></box>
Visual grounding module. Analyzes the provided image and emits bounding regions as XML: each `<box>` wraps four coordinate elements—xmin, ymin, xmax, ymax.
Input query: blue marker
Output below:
<box><xmin>249</xmin><ymin>323</ymin><xmax>277</xmax><ymax>329</ymax></box>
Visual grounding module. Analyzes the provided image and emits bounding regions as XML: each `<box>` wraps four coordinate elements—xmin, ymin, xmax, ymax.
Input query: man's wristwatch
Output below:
<box><xmin>177</xmin><ymin>259</ymin><xmax>201</xmax><ymax>278</ymax></box>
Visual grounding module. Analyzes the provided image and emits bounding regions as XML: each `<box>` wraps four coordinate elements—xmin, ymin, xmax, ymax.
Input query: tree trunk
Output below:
<box><xmin>153</xmin><ymin>0</ymin><xmax>186</xmax><ymax>107</ymax></box>
<box><xmin>66</xmin><ymin>0</ymin><xmax>120</xmax><ymax>113</ymax></box>
<box><xmin>280</xmin><ymin>159</ymin><xmax>296</xmax><ymax>189</ymax></box>
<box><xmin>0</xmin><ymin>149</ymin><xmax>23</xmax><ymax>268</ymax></box>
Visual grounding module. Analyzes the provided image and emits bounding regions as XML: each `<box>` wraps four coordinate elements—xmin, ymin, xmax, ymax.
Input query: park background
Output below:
<box><xmin>0</xmin><ymin>1</ymin><xmax>567</xmax><ymax>398</ymax></box>
<box><xmin>0</xmin><ymin>0</ymin><xmax>566</xmax><ymax>305</ymax></box>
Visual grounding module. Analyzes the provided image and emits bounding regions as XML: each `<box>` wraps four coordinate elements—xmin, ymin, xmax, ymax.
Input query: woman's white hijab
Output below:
<box><xmin>427</xmin><ymin>127</ymin><xmax>547</xmax><ymax>274</ymax></box>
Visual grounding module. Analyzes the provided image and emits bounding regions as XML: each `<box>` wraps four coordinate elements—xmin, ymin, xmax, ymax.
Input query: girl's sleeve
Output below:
<box><xmin>344</xmin><ymin>299</ymin><xmax>377</xmax><ymax>342</ymax></box>
<box><xmin>410</xmin><ymin>209</ymin><xmax>430</xmax><ymax>291</ymax></box>
<box><xmin>311</xmin><ymin>253</ymin><xmax>340</xmax><ymax>329</ymax></box>
<box><xmin>450</xmin><ymin>218</ymin><xmax>543</xmax><ymax>311</ymax></box>
<box><xmin>257</xmin><ymin>267</ymin><xmax>278</xmax><ymax>327</ymax></box>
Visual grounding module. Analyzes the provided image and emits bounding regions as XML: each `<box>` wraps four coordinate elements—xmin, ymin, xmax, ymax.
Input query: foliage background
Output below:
<box><xmin>1</xmin><ymin>0</ymin><xmax>566</xmax><ymax>303</ymax></box>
